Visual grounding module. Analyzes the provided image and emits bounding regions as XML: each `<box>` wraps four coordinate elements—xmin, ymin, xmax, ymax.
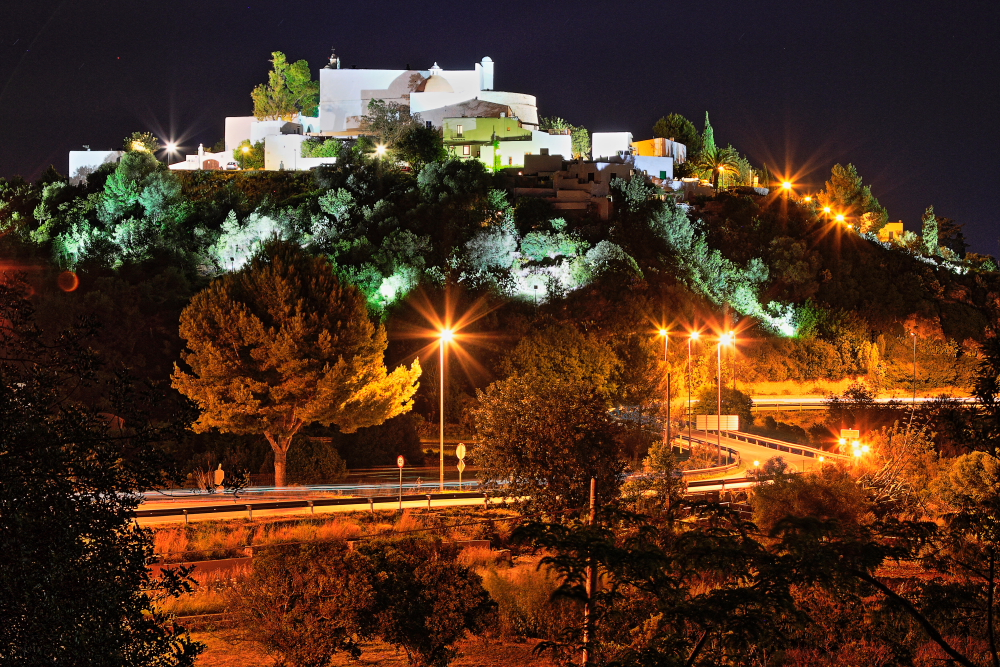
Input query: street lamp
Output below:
<box><xmin>781</xmin><ymin>181</ymin><xmax>792</xmax><ymax>199</ymax></box>
<box><xmin>438</xmin><ymin>328</ymin><xmax>454</xmax><ymax>492</ymax></box>
<box><xmin>911</xmin><ymin>331</ymin><xmax>917</xmax><ymax>408</ymax></box>
<box><xmin>718</xmin><ymin>165</ymin><xmax>725</xmax><ymax>190</ymax></box>
<box><xmin>717</xmin><ymin>332</ymin><xmax>734</xmax><ymax>464</ymax></box>
<box><xmin>687</xmin><ymin>331</ymin><xmax>700</xmax><ymax>451</ymax></box>
<box><xmin>823</xmin><ymin>207</ymin><xmax>832</xmax><ymax>215</ymax></box>
<box><xmin>659</xmin><ymin>329</ymin><xmax>669</xmax><ymax>447</ymax></box>
<box><xmin>375</xmin><ymin>144</ymin><xmax>387</xmax><ymax>157</ymax></box>
<box><xmin>835</xmin><ymin>213</ymin><xmax>846</xmax><ymax>224</ymax></box>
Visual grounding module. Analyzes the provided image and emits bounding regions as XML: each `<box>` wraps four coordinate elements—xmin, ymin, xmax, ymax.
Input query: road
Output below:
<box><xmin>681</xmin><ymin>428</ymin><xmax>846</xmax><ymax>474</ymax></box>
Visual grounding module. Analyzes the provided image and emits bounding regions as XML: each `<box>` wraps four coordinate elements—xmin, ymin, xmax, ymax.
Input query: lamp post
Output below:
<box><xmin>439</xmin><ymin>328</ymin><xmax>454</xmax><ymax>492</ymax></box>
<box><xmin>781</xmin><ymin>181</ymin><xmax>792</xmax><ymax>199</ymax></box>
<box><xmin>717</xmin><ymin>333</ymin><xmax>733</xmax><ymax>464</ymax></box>
<box><xmin>688</xmin><ymin>331</ymin><xmax>699</xmax><ymax>452</ymax></box>
<box><xmin>659</xmin><ymin>329</ymin><xmax>669</xmax><ymax>447</ymax></box>
<box><xmin>911</xmin><ymin>331</ymin><xmax>917</xmax><ymax>407</ymax></box>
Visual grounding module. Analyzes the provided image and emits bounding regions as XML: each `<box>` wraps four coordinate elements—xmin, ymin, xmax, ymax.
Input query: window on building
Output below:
<box><xmin>463</xmin><ymin>145</ymin><xmax>471</xmax><ymax>156</ymax></box>
<box><xmin>456</xmin><ymin>124</ymin><xmax>464</xmax><ymax>137</ymax></box>
<box><xmin>659</xmin><ymin>170</ymin><xmax>667</xmax><ymax>179</ymax></box>
<box><xmin>426</xmin><ymin>121</ymin><xmax>433</xmax><ymax>129</ymax></box>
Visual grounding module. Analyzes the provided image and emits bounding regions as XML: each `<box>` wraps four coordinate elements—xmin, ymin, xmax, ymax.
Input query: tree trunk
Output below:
<box><xmin>266</xmin><ymin>433</ymin><xmax>294</xmax><ymax>487</ymax></box>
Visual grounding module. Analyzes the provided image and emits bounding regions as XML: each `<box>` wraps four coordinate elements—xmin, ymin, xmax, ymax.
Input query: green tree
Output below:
<box><xmin>701</xmin><ymin>111</ymin><xmax>716</xmax><ymax>157</ymax></box>
<box><xmin>652</xmin><ymin>112</ymin><xmax>702</xmax><ymax>154</ymax></box>
<box><xmin>0</xmin><ymin>280</ymin><xmax>202</xmax><ymax>665</ymax></box>
<box><xmin>233</xmin><ymin>139</ymin><xmax>264</xmax><ymax>170</ymax></box>
<box><xmin>124</xmin><ymin>130</ymin><xmax>159</xmax><ymax>154</ymax></box>
<box><xmin>172</xmin><ymin>239</ymin><xmax>421</xmax><ymax>486</ymax></box>
<box><xmin>473</xmin><ymin>374</ymin><xmax>626</xmax><ymax>513</ymax></box>
<box><xmin>393</xmin><ymin>124</ymin><xmax>446</xmax><ymax>169</ymax></box>
<box><xmin>922</xmin><ymin>205</ymin><xmax>939</xmax><ymax>255</ymax></box>
<box><xmin>251</xmin><ymin>51</ymin><xmax>319</xmax><ymax>120</ymax></box>
<box><xmin>362</xmin><ymin>98</ymin><xmax>421</xmax><ymax>148</ymax></box>
<box><xmin>695</xmin><ymin>144</ymin><xmax>740</xmax><ymax>188</ymax></box>
<box><xmin>540</xmin><ymin>116</ymin><xmax>591</xmax><ymax>159</ymax></box>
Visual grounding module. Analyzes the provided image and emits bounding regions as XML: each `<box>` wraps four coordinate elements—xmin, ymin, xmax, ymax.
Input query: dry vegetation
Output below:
<box><xmin>151</xmin><ymin>507</ymin><xmax>519</xmax><ymax>563</ymax></box>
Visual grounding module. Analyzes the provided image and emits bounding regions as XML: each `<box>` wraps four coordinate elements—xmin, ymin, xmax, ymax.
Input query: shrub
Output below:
<box><xmin>479</xmin><ymin>561</ymin><xmax>578</xmax><ymax>640</ymax></box>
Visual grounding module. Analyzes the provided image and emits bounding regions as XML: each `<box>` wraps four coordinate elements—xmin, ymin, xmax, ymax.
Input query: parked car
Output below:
<box><xmin>224</xmin><ymin>162</ymin><xmax>240</xmax><ymax>171</ymax></box>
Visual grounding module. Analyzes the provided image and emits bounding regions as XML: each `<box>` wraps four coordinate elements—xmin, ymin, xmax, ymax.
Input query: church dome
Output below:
<box><xmin>421</xmin><ymin>74</ymin><xmax>454</xmax><ymax>93</ymax></box>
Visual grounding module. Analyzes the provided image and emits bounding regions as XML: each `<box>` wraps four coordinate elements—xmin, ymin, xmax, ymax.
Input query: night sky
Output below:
<box><xmin>1</xmin><ymin>0</ymin><xmax>997</xmax><ymax>254</ymax></box>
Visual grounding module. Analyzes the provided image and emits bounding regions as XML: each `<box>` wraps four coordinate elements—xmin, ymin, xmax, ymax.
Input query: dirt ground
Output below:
<box><xmin>190</xmin><ymin>629</ymin><xmax>560</xmax><ymax>667</ymax></box>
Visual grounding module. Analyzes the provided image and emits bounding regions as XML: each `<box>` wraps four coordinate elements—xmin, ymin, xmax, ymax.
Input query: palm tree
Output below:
<box><xmin>695</xmin><ymin>145</ymin><xmax>741</xmax><ymax>189</ymax></box>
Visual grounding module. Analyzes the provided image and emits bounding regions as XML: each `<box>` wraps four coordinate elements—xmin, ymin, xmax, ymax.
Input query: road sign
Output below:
<box><xmin>695</xmin><ymin>415</ymin><xmax>739</xmax><ymax>431</ymax></box>
<box><xmin>455</xmin><ymin>443</ymin><xmax>466</xmax><ymax>460</ymax></box>
<box><xmin>840</xmin><ymin>429</ymin><xmax>860</xmax><ymax>439</ymax></box>
<box><xmin>397</xmin><ymin>455</ymin><xmax>405</xmax><ymax>468</ymax></box>
<box><xmin>457</xmin><ymin>459</ymin><xmax>466</xmax><ymax>473</ymax></box>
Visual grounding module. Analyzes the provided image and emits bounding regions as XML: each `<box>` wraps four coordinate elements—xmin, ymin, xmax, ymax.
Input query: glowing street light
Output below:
<box><xmin>242</xmin><ymin>145</ymin><xmax>251</xmax><ymax>154</ymax></box>
<box><xmin>659</xmin><ymin>328</ymin><xmax>669</xmax><ymax>446</ymax></box>
<box><xmin>438</xmin><ymin>328</ymin><xmax>454</xmax><ymax>492</ymax></box>
<box><xmin>823</xmin><ymin>206</ymin><xmax>832</xmax><ymax>214</ymax></box>
<box><xmin>782</xmin><ymin>181</ymin><xmax>792</xmax><ymax>191</ymax></box>
<box><xmin>375</xmin><ymin>144</ymin><xmax>387</xmax><ymax>157</ymax></box>
<box><xmin>803</xmin><ymin>196</ymin><xmax>813</xmax><ymax>203</ymax></box>
<box><xmin>717</xmin><ymin>332</ymin><xmax>734</xmax><ymax>464</ymax></box>
<box><xmin>835</xmin><ymin>214</ymin><xmax>846</xmax><ymax>223</ymax></box>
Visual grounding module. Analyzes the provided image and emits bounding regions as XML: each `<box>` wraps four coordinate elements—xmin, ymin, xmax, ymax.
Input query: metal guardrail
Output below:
<box><xmin>136</xmin><ymin>491</ymin><xmax>490</xmax><ymax>521</ymax></box>
<box><xmin>725</xmin><ymin>430</ymin><xmax>845</xmax><ymax>460</ymax></box>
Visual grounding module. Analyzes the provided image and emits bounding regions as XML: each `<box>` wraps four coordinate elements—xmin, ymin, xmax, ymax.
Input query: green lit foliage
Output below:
<box><xmin>123</xmin><ymin>130</ymin><xmax>159</xmax><ymax>154</ymax></box>
<box><xmin>652</xmin><ymin>112</ymin><xmax>702</xmax><ymax>154</ymax></box>
<box><xmin>138</xmin><ymin>170</ymin><xmax>182</xmax><ymax>219</ymax></box>
<box><xmin>172</xmin><ymin>239</ymin><xmax>421</xmax><ymax>486</ymax></box>
<box><xmin>207</xmin><ymin>211</ymin><xmax>293</xmax><ymax>272</ymax></box>
<box><xmin>251</xmin><ymin>51</ymin><xmax>319</xmax><ymax>120</ymax></box>
<box><xmin>99</xmin><ymin>150</ymin><xmax>161</xmax><ymax>223</ymax></box>
<box><xmin>540</xmin><ymin>116</ymin><xmax>591</xmax><ymax>159</ymax></box>
<box><xmin>300</xmin><ymin>137</ymin><xmax>342</xmax><ymax>159</ymax></box>
<box><xmin>817</xmin><ymin>163</ymin><xmax>888</xmax><ymax>231</ymax></box>
<box><xmin>701</xmin><ymin>111</ymin><xmax>716</xmax><ymax>156</ymax></box>
<box><xmin>233</xmin><ymin>139</ymin><xmax>264</xmax><ymax>170</ymax></box>
<box><xmin>922</xmin><ymin>205</ymin><xmax>939</xmax><ymax>255</ymax></box>
<box><xmin>473</xmin><ymin>373</ymin><xmax>626</xmax><ymax>513</ymax></box>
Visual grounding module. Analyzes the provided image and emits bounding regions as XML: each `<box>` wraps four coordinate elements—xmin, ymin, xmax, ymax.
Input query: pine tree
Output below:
<box><xmin>922</xmin><ymin>205</ymin><xmax>939</xmax><ymax>256</ymax></box>
<box><xmin>172</xmin><ymin>239</ymin><xmax>421</xmax><ymax>486</ymax></box>
<box><xmin>701</xmin><ymin>111</ymin><xmax>717</xmax><ymax>157</ymax></box>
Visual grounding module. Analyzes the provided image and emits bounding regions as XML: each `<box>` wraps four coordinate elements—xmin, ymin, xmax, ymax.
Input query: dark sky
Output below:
<box><xmin>1</xmin><ymin>0</ymin><xmax>997</xmax><ymax>254</ymax></box>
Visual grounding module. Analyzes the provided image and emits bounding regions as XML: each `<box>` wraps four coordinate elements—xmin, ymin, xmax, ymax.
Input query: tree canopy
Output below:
<box><xmin>172</xmin><ymin>239</ymin><xmax>421</xmax><ymax>486</ymax></box>
<box><xmin>652</xmin><ymin>112</ymin><xmax>702</xmax><ymax>154</ymax></box>
<box><xmin>251</xmin><ymin>51</ymin><xmax>319</xmax><ymax>120</ymax></box>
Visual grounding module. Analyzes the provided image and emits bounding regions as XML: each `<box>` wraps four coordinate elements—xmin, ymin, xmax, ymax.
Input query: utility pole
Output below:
<box><xmin>582</xmin><ymin>478</ymin><xmax>597</xmax><ymax>666</ymax></box>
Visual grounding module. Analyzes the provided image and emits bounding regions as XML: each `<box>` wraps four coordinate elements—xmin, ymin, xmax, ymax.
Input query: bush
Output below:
<box><xmin>479</xmin><ymin>561</ymin><xmax>579</xmax><ymax>640</ymax></box>
<box><xmin>230</xmin><ymin>537</ymin><xmax>494</xmax><ymax>667</ymax></box>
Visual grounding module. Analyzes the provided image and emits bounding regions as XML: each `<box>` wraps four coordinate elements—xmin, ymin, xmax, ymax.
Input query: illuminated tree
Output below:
<box><xmin>123</xmin><ymin>130</ymin><xmax>159</xmax><ymax>154</ymax></box>
<box><xmin>172</xmin><ymin>239</ymin><xmax>421</xmax><ymax>486</ymax></box>
<box><xmin>251</xmin><ymin>51</ymin><xmax>319</xmax><ymax>120</ymax></box>
<box><xmin>361</xmin><ymin>99</ymin><xmax>421</xmax><ymax>148</ymax></box>
<box><xmin>233</xmin><ymin>139</ymin><xmax>264</xmax><ymax>170</ymax></box>
<box><xmin>817</xmin><ymin>163</ymin><xmax>888</xmax><ymax>230</ymax></box>
<box><xmin>695</xmin><ymin>144</ymin><xmax>740</xmax><ymax>188</ymax></box>
<box><xmin>921</xmin><ymin>205</ymin><xmax>940</xmax><ymax>256</ymax></box>
<box><xmin>701</xmin><ymin>111</ymin><xmax>716</xmax><ymax>157</ymax></box>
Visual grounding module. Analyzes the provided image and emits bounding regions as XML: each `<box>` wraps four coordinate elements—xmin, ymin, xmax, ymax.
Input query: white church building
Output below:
<box><xmin>175</xmin><ymin>53</ymin><xmax>548</xmax><ymax>172</ymax></box>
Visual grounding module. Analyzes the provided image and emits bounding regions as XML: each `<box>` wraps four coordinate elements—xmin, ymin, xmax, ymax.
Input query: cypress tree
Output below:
<box><xmin>922</xmin><ymin>205</ymin><xmax>939</xmax><ymax>255</ymax></box>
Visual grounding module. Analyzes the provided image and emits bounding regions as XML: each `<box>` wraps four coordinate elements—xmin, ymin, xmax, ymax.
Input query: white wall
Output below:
<box><xmin>68</xmin><ymin>150</ymin><xmax>122</xmax><ymax>185</ymax></box>
<box><xmin>592</xmin><ymin>132</ymin><xmax>634</xmax><ymax>159</ymax></box>
<box><xmin>631</xmin><ymin>155</ymin><xmax>674</xmax><ymax>180</ymax></box>
<box><xmin>225</xmin><ymin>116</ymin><xmax>255</xmax><ymax>151</ymax></box>
<box><xmin>264</xmin><ymin>135</ymin><xmax>308</xmax><ymax>170</ymax></box>
<box><xmin>478</xmin><ymin>91</ymin><xmax>538</xmax><ymax>127</ymax></box>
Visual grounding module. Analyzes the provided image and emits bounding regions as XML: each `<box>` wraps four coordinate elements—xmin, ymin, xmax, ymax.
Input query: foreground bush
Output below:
<box><xmin>230</xmin><ymin>537</ymin><xmax>494</xmax><ymax>667</ymax></box>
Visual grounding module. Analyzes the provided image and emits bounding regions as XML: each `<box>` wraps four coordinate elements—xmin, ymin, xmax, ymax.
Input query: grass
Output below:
<box><xmin>478</xmin><ymin>559</ymin><xmax>579</xmax><ymax>640</ymax></box>
<box><xmin>158</xmin><ymin>565</ymin><xmax>250</xmax><ymax>617</ymax></box>
<box><xmin>150</xmin><ymin>507</ymin><xmax>523</xmax><ymax>563</ymax></box>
